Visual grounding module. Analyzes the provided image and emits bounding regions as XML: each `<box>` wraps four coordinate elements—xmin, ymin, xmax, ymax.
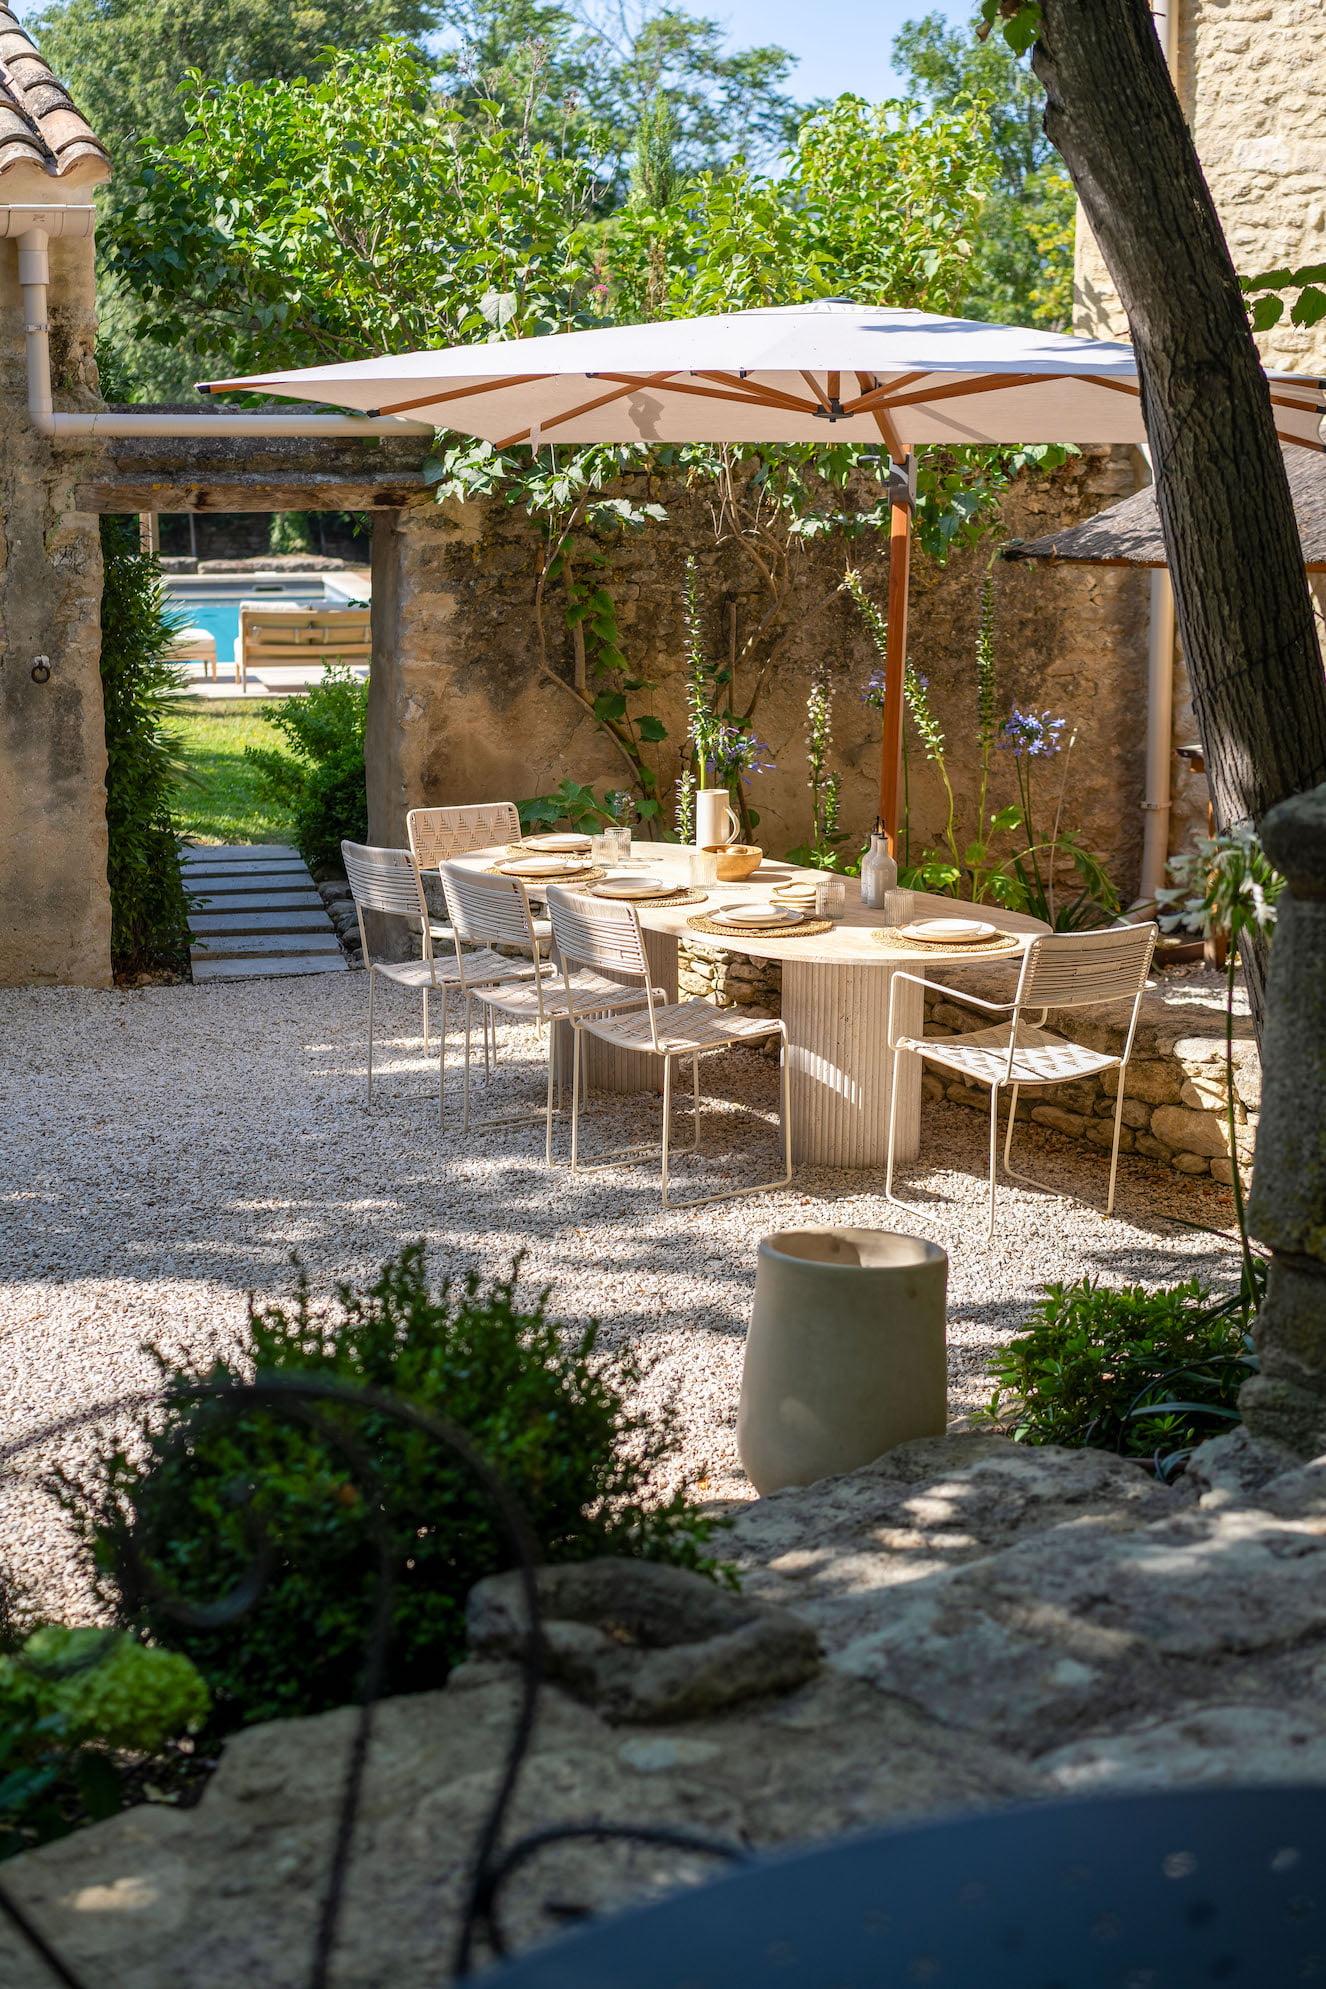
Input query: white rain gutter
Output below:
<box><xmin>1135</xmin><ymin>0</ymin><xmax>1182</xmax><ymax>905</ymax></box>
<box><xmin>1</xmin><ymin>205</ymin><xmax>430</xmax><ymax>440</ymax></box>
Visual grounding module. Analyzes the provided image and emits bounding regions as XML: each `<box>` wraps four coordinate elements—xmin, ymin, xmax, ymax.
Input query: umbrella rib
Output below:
<box><xmin>372</xmin><ymin>375</ymin><xmax>552</xmax><ymax>417</ymax></box>
<box><xmin>799</xmin><ymin>370</ymin><xmax>831</xmax><ymax>413</ymax></box>
<box><xmin>495</xmin><ymin>372</ymin><xmax>680</xmax><ymax>449</ymax></box>
<box><xmin>874</xmin><ymin>372</ymin><xmax>1062</xmax><ymax>414</ymax></box>
<box><xmin>855</xmin><ymin>372</ymin><xmax>906</xmax><ymax>459</ymax></box>
<box><xmin>691</xmin><ymin>371</ymin><xmax>822</xmax><ymax>415</ymax></box>
<box><xmin>839</xmin><ymin>370</ymin><xmax>930</xmax><ymax>413</ymax></box>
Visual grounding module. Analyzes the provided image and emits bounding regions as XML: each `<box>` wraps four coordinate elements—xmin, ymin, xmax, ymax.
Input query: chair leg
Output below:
<box><xmin>366</xmin><ymin>965</ymin><xmax>376</xmax><ymax>1106</ymax></box>
<box><xmin>422</xmin><ymin>986</ymin><xmax>430</xmax><ymax>1053</ymax></box>
<box><xmin>660</xmin><ymin>1054</ymin><xmax>674</xmax><ymax>1207</ymax></box>
<box><xmin>461</xmin><ymin>995</ymin><xmax>473</xmax><ymax>1133</ymax></box>
<box><xmin>1105</xmin><ymin>1078</ymin><xmax>1127</xmax><ymax>1217</ymax></box>
<box><xmin>885</xmin><ymin>1045</ymin><xmax>903</xmax><ymax>1202</ymax></box>
<box><xmin>437</xmin><ymin>987</ymin><xmax>448</xmax><ymax>1130</ymax></box>
<box><xmin>544</xmin><ymin>1030</ymin><xmax>556</xmax><ymax>1166</ymax></box>
<box><xmin>570</xmin><ymin>1030</ymin><xmax>583</xmax><ymax>1174</ymax></box>
<box><xmin>986</xmin><ymin>1083</ymin><xmax>1001</xmax><ymax>1241</ymax></box>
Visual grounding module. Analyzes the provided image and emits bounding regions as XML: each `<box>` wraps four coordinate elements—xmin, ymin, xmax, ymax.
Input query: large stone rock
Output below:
<box><xmin>5</xmin><ymin>1429</ymin><xmax>1326</xmax><ymax>1987</ymax></box>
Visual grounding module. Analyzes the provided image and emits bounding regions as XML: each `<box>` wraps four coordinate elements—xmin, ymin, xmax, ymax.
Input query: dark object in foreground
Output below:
<box><xmin>480</xmin><ymin>1783</ymin><xmax>1326</xmax><ymax>1987</ymax></box>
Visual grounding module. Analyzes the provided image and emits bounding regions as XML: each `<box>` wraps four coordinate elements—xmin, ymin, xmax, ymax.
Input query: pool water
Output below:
<box><xmin>165</xmin><ymin>578</ymin><xmax>368</xmax><ymax>665</ymax></box>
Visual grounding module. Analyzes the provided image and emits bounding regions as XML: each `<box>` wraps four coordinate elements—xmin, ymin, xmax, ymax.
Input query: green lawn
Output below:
<box><xmin>167</xmin><ymin>700</ymin><xmax>294</xmax><ymax>846</ymax></box>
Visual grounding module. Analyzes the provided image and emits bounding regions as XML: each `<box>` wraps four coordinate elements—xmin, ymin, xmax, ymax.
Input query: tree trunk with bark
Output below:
<box><xmin>1033</xmin><ymin>0</ymin><xmax>1326</xmax><ymax>1034</ymax></box>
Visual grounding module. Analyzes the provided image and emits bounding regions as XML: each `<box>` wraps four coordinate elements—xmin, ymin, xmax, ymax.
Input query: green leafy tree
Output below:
<box><xmin>892</xmin><ymin>5</ymin><xmax>1074</xmax><ymax>325</ymax></box>
<box><xmin>437</xmin><ymin>0</ymin><xmax>800</xmax><ymax>200</ymax></box>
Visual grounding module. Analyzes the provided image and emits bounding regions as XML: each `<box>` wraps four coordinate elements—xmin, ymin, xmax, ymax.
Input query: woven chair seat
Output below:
<box><xmin>373</xmin><ymin>948</ymin><xmax>536</xmax><ymax>992</ymax></box>
<box><xmin>900</xmin><ymin>1020</ymin><xmax>1118</xmax><ymax>1088</ymax></box>
<box><xmin>589</xmin><ymin>999</ymin><xmax>783</xmax><ymax>1056</ymax></box>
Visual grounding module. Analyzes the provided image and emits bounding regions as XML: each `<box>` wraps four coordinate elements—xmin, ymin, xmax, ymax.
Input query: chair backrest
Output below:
<box><xmin>407</xmin><ymin>803</ymin><xmax>522</xmax><ymax>870</ymax></box>
<box><xmin>1015</xmin><ymin>922</ymin><xmax>1158</xmax><ymax>1021</ymax></box>
<box><xmin>545</xmin><ymin>886</ymin><xmax>655</xmax><ymax>1035</ymax></box>
<box><xmin>238</xmin><ymin>605</ymin><xmax>371</xmax><ymax>671</ymax></box>
<box><xmin>342</xmin><ymin>840</ymin><xmax>429</xmax><ymax>921</ymax></box>
<box><xmin>440</xmin><ymin>863</ymin><xmax>549</xmax><ymax>1007</ymax></box>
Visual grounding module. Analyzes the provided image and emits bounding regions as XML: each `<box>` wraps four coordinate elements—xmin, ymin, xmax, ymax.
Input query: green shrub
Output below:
<box><xmin>977</xmin><ymin>1275</ymin><xmax>1258</xmax><ymax>1469</ymax></box>
<box><xmin>244</xmin><ymin>666</ymin><xmax>368</xmax><ymax>872</ymax></box>
<box><xmin>67</xmin><ymin>1247</ymin><xmax>727</xmax><ymax>1735</ymax></box>
<box><xmin>99</xmin><ymin>516</ymin><xmax>192</xmax><ymax>973</ymax></box>
<box><xmin>0</xmin><ymin>1627</ymin><xmax>209</xmax><ymax>1859</ymax></box>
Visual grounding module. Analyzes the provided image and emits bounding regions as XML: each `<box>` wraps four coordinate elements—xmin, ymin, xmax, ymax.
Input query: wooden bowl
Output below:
<box><xmin>705</xmin><ymin>843</ymin><xmax>763</xmax><ymax>882</ymax></box>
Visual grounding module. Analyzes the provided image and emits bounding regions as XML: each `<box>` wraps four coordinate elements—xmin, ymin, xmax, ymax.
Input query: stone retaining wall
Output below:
<box><xmin>677</xmin><ymin>940</ymin><xmax>1257</xmax><ymax>1181</ymax></box>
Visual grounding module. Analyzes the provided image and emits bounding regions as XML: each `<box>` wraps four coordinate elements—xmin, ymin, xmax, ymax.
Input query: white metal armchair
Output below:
<box><xmin>341</xmin><ymin>840</ymin><xmax>533</xmax><ymax>1123</ymax></box>
<box><xmin>886</xmin><ymin>922</ymin><xmax>1158</xmax><ymax>1238</ymax></box>
<box><xmin>439</xmin><ymin>864</ymin><xmax>653</xmax><ymax>1157</ymax></box>
<box><xmin>545</xmin><ymin>885</ymin><xmax>792</xmax><ymax>1209</ymax></box>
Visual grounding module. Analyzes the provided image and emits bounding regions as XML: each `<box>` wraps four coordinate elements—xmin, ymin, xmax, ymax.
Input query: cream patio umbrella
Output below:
<box><xmin>202</xmin><ymin>300</ymin><xmax>1326</xmax><ymax>844</ymax></box>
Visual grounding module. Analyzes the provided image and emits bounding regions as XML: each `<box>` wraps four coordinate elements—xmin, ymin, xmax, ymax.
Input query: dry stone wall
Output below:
<box><xmin>367</xmin><ymin>451</ymin><xmax>1152</xmax><ymax>893</ymax></box>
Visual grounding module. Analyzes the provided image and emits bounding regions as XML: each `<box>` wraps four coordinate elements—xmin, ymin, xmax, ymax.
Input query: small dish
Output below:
<box><xmin>902</xmin><ymin>917</ymin><xmax>997</xmax><ymax>944</ymax></box>
<box><xmin>713</xmin><ymin>903</ymin><xmax>800</xmax><ymax>928</ymax></box>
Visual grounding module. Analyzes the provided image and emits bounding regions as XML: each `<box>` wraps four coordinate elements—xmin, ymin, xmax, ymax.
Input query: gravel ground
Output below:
<box><xmin>1</xmin><ymin>975</ymin><xmax>1244</xmax><ymax>1618</ymax></box>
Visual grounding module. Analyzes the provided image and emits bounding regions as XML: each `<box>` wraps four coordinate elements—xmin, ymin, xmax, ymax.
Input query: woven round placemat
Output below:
<box><xmin>486</xmin><ymin>862</ymin><xmax>605</xmax><ymax>885</ymax></box>
<box><xmin>870</xmin><ymin>927</ymin><xmax>1023</xmax><ymax>957</ymax></box>
<box><xmin>686</xmin><ymin>911</ymin><xmax>834</xmax><ymax>941</ymax></box>
<box><xmin>585</xmin><ymin>883</ymin><xmax>708</xmax><ymax>907</ymax></box>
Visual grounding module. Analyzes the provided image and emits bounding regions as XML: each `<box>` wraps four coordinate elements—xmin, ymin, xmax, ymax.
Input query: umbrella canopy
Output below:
<box><xmin>201</xmin><ymin>299</ymin><xmax>1326</xmax><ymax>452</ymax></box>
<box><xmin>1004</xmin><ymin>445</ymin><xmax>1326</xmax><ymax>570</ymax></box>
<box><xmin>203</xmin><ymin>301</ymin><xmax>1326</xmax><ymax>845</ymax></box>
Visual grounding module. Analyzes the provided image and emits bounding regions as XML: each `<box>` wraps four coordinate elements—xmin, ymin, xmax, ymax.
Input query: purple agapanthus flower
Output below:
<box><xmin>862</xmin><ymin>669</ymin><xmax>886</xmax><ymax>710</ymax></box>
<box><xmin>999</xmin><ymin>708</ymin><xmax>1065</xmax><ymax>758</ymax></box>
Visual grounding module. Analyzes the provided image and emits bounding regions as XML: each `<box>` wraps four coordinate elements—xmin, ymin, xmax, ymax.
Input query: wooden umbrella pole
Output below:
<box><xmin>877</xmin><ymin>454</ymin><xmax>915</xmax><ymax>850</ymax></box>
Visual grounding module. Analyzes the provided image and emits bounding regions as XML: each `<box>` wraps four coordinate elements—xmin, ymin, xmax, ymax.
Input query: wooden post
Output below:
<box><xmin>877</xmin><ymin>455</ymin><xmax>914</xmax><ymax>852</ymax></box>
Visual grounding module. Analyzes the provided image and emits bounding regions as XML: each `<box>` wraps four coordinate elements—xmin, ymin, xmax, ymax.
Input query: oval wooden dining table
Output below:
<box><xmin>456</xmin><ymin>845</ymin><xmax>1049</xmax><ymax>1170</ymax></box>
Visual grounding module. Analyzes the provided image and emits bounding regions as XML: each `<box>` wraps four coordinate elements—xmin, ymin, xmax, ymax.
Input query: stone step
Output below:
<box><xmin>182</xmin><ymin>843</ymin><xmax>300</xmax><ymax>865</ymax></box>
<box><xmin>189</xmin><ymin>890</ymin><xmax>325</xmax><ymax>914</ymax></box>
<box><xmin>184</xmin><ymin>860</ymin><xmax>309</xmax><ymax>882</ymax></box>
<box><xmin>186</xmin><ymin>874</ymin><xmax>319</xmax><ymax>897</ymax></box>
<box><xmin>189</xmin><ymin>908</ymin><xmax>337</xmax><ymax>936</ymax></box>
<box><xmin>191</xmin><ymin>951</ymin><xmax>350</xmax><ymax>981</ymax></box>
<box><xmin>192</xmin><ymin>932</ymin><xmax>344</xmax><ymax>960</ymax></box>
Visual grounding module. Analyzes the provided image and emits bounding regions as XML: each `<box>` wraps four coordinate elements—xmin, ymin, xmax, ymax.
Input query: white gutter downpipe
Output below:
<box><xmin>2</xmin><ymin>204</ymin><xmax>430</xmax><ymax>441</ymax></box>
<box><xmin>1135</xmin><ymin>0</ymin><xmax>1182</xmax><ymax>906</ymax></box>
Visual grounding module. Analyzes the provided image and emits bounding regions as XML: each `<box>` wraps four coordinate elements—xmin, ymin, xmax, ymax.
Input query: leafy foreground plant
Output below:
<box><xmin>65</xmin><ymin>1248</ymin><xmax>728</xmax><ymax>1736</ymax></box>
<box><xmin>244</xmin><ymin>666</ymin><xmax>368</xmax><ymax>874</ymax></box>
<box><xmin>0</xmin><ymin>1624</ymin><xmax>209</xmax><ymax>1859</ymax></box>
<box><xmin>977</xmin><ymin>1273</ymin><xmax>1261</xmax><ymax>1474</ymax></box>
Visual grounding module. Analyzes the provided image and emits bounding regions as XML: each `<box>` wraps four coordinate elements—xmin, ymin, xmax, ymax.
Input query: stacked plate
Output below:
<box><xmin>522</xmin><ymin>833</ymin><xmax>591</xmax><ymax>855</ymax></box>
<box><xmin>772</xmin><ymin>881</ymin><xmax>819</xmax><ymax>914</ymax></box>
<box><xmin>710</xmin><ymin>902</ymin><xmax>801</xmax><ymax>930</ymax></box>
<box><xmin>498</xmin><ymin>854</ymin><xmax>593</xmax><ymax>879</ymax></box>
<box><xmin>593</xmin><ymin>875</ymin><xmax>671</xmax><ymax>900</ymax></box>
<box><xmin>901</xmin><ymin>917</ymin><xmax>998</xmax><ymax>946</ymax></box>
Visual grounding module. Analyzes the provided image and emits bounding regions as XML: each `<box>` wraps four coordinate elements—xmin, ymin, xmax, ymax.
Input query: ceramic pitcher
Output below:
<box><xmin>694</xmin><ymin>786</ymin><xmax>740</xmax><ymax>850</ymax></box>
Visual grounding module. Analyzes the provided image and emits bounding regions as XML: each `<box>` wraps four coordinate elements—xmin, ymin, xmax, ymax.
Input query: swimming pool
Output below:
<box><xmin>165</xmin><ymin>574</ymin><xmax>369</xmax><ymax>665</ymax></box>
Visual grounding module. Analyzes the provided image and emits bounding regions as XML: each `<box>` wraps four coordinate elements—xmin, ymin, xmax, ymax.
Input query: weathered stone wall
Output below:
<box><xmin>0</xmin><ymin>230</ymin><xmax>112</xmax><ymax>987</ymax></box>
<box><xmin>368</xmin><ymin>450</ymin><xmax>1153</xmax><ymax>894</ymax></box>
<box><xmin>1073</xmin><ymin>0</ymin><xmax>1326</xmax><ymax>867</ymax></box>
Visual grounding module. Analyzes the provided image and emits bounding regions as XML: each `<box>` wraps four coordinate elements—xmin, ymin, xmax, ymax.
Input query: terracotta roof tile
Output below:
<box><xmin>0</xmin><ymin>7</ymin><xmax>108</xmax><ymax>181</ymax></box>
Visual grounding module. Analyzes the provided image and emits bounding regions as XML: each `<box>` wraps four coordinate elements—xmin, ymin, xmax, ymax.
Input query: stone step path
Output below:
<box><xmin>181</xmin><ymin>843</ymin><xmax>349</xmax><ymax>981</ymax></box>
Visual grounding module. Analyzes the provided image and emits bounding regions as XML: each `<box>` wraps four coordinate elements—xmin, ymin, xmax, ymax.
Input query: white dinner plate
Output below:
<box><xmin>902</xmin><ymin>918</ymin><xmax>998</xmax><ymax>944</ymax></box>
<box><xmin>713</xmin><ymin>904</ymin><xmax>801</xmax><ymax>928</ymax></box>
<box><xmin>499</xmin><ymin>855</ymin><xmax>591</xmax><ymax>877</ymax></box>
<box><xmin>594</xmin><ymin>876</ymin><xmax>669</xmax><ymax>899</ymax></box>
<box><xmin>523</xmin><ymin>833</ymin><xmax>591</xmax><ymax>853</ymax></box>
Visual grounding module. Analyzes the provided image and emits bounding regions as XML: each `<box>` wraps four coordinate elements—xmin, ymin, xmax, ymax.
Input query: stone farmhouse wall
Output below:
<box><xmin>1075</xmin><ymin>0</ymin><xmax>1326</xmax><ymax>856</ymax></box>
<box><xmin>368</xmin><ymin>449</ymin><xmax>1151</xmax><ymax>884</ymax></box>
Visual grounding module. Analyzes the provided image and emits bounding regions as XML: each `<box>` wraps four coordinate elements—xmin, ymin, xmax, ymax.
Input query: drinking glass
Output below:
<box><xmin>606</xmin><ymin>824</ymin><xmax>633</xmax><ymax>864</ymax></box>
<box><xmin>591</xmin><ymin>832</ymin><xmax>613</xmax><ymax>865</ymax></box>
<box><xmin>690</xmin><ymin>847</ymin><xmax>719</xmax><ymax>888</ymax></box>
<box><xmin>815</xmin><ymin>876</ymin><xmax>846</xmax><ymax>919</ymax></box>
<box><xmin>884</xmin><ymin>886</ymin><xmax>915</xmax><ymax>930</ymax></box>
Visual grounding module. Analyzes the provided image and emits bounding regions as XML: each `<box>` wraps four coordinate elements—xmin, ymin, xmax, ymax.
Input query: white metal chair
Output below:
<box><xmin>341</xmin><ymin>840</ymin><xmax>534</xmax><ymax>1124</ymax></box>
<box><xmin>439</xmin><ymin>864</ymin><xmax>654</xmax><ymax>1157</ymax></box>
<box><xmin>886</xmin><ymin>922</ymin><xmax>1159</xmax><ymax>1238</ymax></box>
<box><xmin>406</xmin><ymin>803</ymin><xmax>551</xmax><ymax>1047</ymax></box>
<box><xmin>545</xmin><ymin>885</ymin><xmax>793</xmax><ymax>1209</ymax></box>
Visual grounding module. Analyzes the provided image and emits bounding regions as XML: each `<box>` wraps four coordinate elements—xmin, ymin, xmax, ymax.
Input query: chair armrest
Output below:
<box><xmin>886</xmin><ymin>970</ymin><xmax>1015</xmax><ymax>1050</ymax></box>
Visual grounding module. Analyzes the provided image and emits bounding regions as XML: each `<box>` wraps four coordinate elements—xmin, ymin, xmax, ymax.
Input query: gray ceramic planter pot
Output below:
<box><xmin>737</xmin><ymin>1228</ymin><xmax>948</xmax><ymax>1495</ymax></box>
